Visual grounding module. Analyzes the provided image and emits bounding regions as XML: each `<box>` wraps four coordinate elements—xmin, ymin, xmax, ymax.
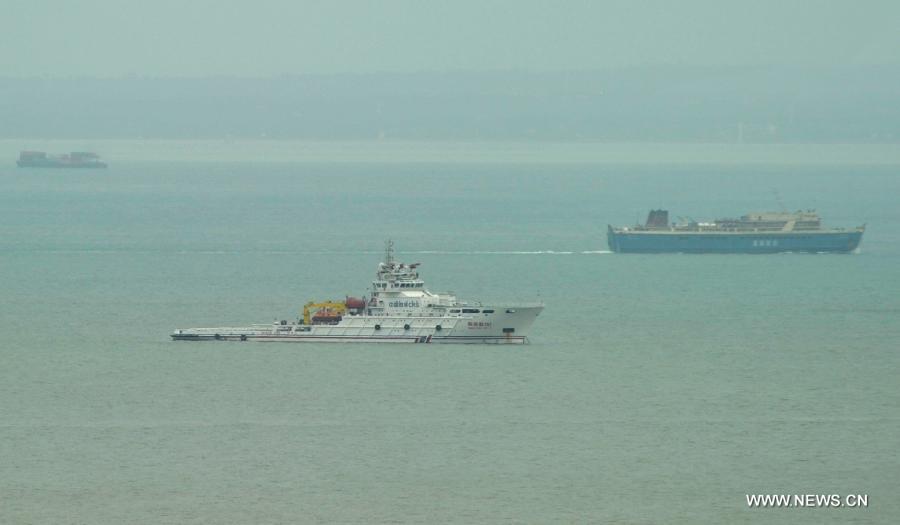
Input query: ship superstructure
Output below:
<box><xmin>608</xmin><ymin>209</ymin><xmax>864</xmax><ymax>253</ymax></box>
<box><xmin>17</xmin><ymin>151</ymin><xmax>108</xmax><ymax>168</ymax></box>
<box><xmin>172</xmin><ymin>242</ymin><xmax>543</xmax><ymax>344</ymax></box>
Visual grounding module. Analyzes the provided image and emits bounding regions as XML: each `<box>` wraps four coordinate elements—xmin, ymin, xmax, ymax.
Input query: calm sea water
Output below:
<box><xmin>2</xmin><ymin>151</ymin><xmax>899</xmax><ymax>523</ymax></box>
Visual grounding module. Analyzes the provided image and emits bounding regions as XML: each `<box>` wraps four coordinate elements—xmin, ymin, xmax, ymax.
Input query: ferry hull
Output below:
<box><xmin>17</xmin><ymin>161</ymin><xmax>108</xmax><ymax>168</ymax></box>
<box><xmin>607</xmin><ymin>229</ymin><xmax>864</xmax><ymax>254</ymax></box>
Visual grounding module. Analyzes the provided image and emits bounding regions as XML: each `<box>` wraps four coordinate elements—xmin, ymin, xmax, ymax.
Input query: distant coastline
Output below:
<box><xmin>3</xmin><ymin>139</ymin><xmax>899</xmax><ymax>165</ymax></box>
<box><xmin>3</xmin><ymin>68</ymin><xmax>898</xmax><ymax>144</ymax></box>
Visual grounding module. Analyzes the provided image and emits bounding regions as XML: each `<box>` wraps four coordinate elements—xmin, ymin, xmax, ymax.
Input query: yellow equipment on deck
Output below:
<box><xmin>302</xmin><ymin>301</ymin><xmax>347</xmax><ymax>325</ymax></box>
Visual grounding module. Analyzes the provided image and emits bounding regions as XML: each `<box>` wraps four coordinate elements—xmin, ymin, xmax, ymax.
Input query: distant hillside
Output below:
<box><xmin>1</xmin><ymin>67</ymin><xmax>897</xmax><ymax>142</ymax></box>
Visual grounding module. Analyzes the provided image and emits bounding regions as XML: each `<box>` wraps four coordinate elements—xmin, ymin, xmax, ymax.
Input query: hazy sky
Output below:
<box><xmin>3</xmin><ymin>0</ymin><xmax>899</xmax><ymax>77</ymax></box>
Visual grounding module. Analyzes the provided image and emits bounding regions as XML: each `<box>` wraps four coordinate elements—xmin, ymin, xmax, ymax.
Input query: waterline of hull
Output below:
<box><xmin>171</xmin><ymin>334</ymin><xmax>529</xmax><ymax>344</ymax></box>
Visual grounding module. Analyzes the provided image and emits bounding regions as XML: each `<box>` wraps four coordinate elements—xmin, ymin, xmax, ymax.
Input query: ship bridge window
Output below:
<box><xmin>462</xmin><ymin>308</ymin><xmax>480</xmax><ymax>313</ymax></box>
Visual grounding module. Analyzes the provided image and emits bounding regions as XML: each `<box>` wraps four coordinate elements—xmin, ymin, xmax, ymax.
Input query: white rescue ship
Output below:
<box><xmin>172</xmin><ymin>242</ymin><xmax>543</xmax><ymax>344</ymax></box>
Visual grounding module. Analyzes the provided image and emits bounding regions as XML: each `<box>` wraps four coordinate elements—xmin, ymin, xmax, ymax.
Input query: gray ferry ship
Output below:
<box><xmin>17</xmin><ymin>151</ymin><xmax>107</xmax><ymax>168</ymax></box>
<box><xmin>607</xmin><ymin>209</ymin><xmax>864</xmax><ymax>253</ymax></box>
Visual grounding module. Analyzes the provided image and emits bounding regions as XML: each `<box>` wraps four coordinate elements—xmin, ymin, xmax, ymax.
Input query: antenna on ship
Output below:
<box><xmin>772</xmin><ymin>189</ymin><xmax>787</xmax><ymax>212</ymax></box>
<box><xmin>384</xmin><ymin>240</ymin><xmax>395</xmax><ymax>265</ymax></box>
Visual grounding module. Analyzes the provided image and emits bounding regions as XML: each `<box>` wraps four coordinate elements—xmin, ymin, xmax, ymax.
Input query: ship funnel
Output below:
<box><xmin>645</xmin><ymin>209</ymin><xmax>669</xmax><ymax>228</ymax></box>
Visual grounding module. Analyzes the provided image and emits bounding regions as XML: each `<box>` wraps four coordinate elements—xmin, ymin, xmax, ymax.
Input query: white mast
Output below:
<box><xmin>384</xmin><ymin>239</ymin><xmax>395</xmax><ymax>265</ymax></box>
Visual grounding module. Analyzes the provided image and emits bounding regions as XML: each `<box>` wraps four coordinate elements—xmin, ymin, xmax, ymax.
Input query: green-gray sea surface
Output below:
<box><xmin>2</xmin><ymin>153</ymin><xmax>899</xmax><ymax>523</ymax></box>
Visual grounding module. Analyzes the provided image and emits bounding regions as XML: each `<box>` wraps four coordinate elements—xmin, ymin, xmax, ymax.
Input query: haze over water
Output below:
<box><xmin>1</xmin><ymin>144</ymin><xmax>899</xmax><ymax>523</ymax></box>
<box><xmin>4</xmin><ymin>0</ymin><xmax>900</xmax><ymax>522</ymax></box>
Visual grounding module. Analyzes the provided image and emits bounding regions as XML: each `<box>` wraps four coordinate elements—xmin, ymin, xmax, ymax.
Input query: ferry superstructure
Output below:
<box><xmin>172</xmin><ymin>242</ymin><xmax>543</xmax><ymax>344</ymax></box>
<box><xmin>607</xmin><ymin>209</ymin><xmax>865</xmax><ymax>254</ymax></box>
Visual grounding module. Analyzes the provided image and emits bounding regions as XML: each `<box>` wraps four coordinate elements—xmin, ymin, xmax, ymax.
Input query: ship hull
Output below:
<box><xmin>171</xmin><ymin>333</ymin><xmax>528</xmax><ymax>344</ymax></box>
<box><xmin>172</xmin><ymin>306</ymin><xmax>543</xmax><ymax>345</ymax></box>
<box><xmin>17</xmin><ymin>161</ymin><xmax>108</xmax><ymax>168</ymax></box>
<box><xmin>607</xmin><ymin>229</ymin><xmax>864</xmax><ymax>253</ymax></box>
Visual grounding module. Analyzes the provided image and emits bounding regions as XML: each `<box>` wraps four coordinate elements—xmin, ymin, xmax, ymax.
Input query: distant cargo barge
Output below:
<box><xmin>608</xmin><ymin>209</ymin><xmax>864</xmax><ymax>253</ymax></box>
<box><xmin>17</xmin><ymin>151</ymin><xmax>107</xmax><ymax>168</ymax></box>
